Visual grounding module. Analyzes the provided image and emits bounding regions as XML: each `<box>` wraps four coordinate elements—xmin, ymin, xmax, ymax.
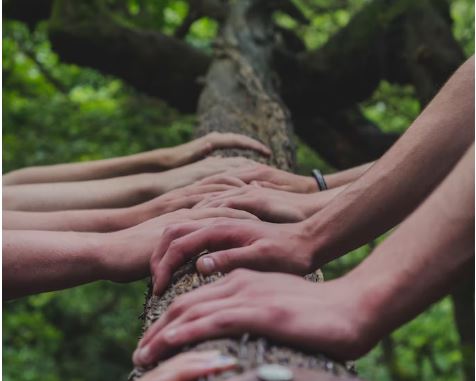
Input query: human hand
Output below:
<box><xmin>133</xmin><ymin>270</ymin><xmax>372</xmax><ymax>366</ymax></box>
<box><xmin>158</xmin><ymin>156</ymin><xmax>254</xmax><ymax>193</ymax></box>
<box><xmin>159</xmin><ymin>132</ymin><xmax>271</xmax><ymax>168</ymax></box>
<box><xmin>134</xmin><ymin>182</ymin><xmax>242</xmax><ymax>221</ymax></box>
<box><xmin>194</xmin><ymin>183</ymin><xmax>317</xmax><ymax>222</ymax></box>
<box><xmin>199</xmin><ymin>163</ymin><xmax>317</xmax><ymax>193</ymax></box>
<box><xmin>100</xmin><ymin>207</ymin><xmax>258</xmax><ymax>283</ymax></box>
<box><xmin>139</xmin><ymin>351</ymin><xmax>238</xmax><ymax>381</ymax></box>
<box><xmin>150</xmin><ymin>215</ymin><xmax>317</xmax><ymax>295</ymax></box>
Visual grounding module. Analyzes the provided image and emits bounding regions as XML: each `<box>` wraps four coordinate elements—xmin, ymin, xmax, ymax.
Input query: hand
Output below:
<box><xmin>100</xmin><ymin>207</ymin><xmax>258</xmax><ymax>283</ymax></box>
<box><xmin>160</xmin><ymin>132</ymin><xmax>271</xmax><ymax>168</ymax></box>
<box><xmin>199</xmin><ymin>163</ymin><xmax>317</xmax><ymax>193</ymax></box>
<box><xmin>139</xmin><ymin>351</ymin><xmax>238</xmax><ymax>381</ymax></box>
<box><xmin>150</xmin><ymin>215</ymin><xmax>317</xmax><ymax>295</ymax></box>
<box><xmin>134</xmin><ymin>182</ymin><xmax>242</xmax><ymax>220</ymax></box>
<box><xmin>158</xmin><ymin>157</ymin><xmax>255</xmax><ymax>193</ymax></box>
<box><xmin>194</xmin><ymin>184</ymin><xmax>316</xmax><ymax>222</ymax></box>
<box><xmin>133</xmin><ymin>270</ymin><xmax>372</xmax><ymax>367</ymax></box>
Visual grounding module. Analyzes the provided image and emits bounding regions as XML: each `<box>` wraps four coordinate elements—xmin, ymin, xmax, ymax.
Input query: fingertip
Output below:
<box><xmin>197</xmin><ymin>256</ymin><xmax>216</xmax><ymax>275</ymax></box>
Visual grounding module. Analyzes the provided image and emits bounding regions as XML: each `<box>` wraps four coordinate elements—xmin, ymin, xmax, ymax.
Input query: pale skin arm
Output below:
<box><xmin>134</xmin><ymin>144</ymin><xmax>474</xmax><ymax>366</ymax></box>
<box><xmin>2</xmin><ymin>156</ymin><xmax>254</xmax><ymax>211</ymax></box>
<box><xmin>199</xmin><ymin>160</ymin><xmax>372</xmax><ymax>193</ymax></box>
<box><xmin>2</xmin><ymin>132</ymin><xmax>270</xmax><ymax>185</ymax></box>
<box><xmin>3</xmin><ymin>207</ymin><xmax>256</xmax><ymax>300</ymax></box>
<box><xmin>2</xmin><ymin>183</ymin><xmax>240</xmax><ymax>232</ymax></box>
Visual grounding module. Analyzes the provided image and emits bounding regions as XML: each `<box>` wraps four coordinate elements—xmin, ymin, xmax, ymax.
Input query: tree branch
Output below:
<box><xmin>48</xmin><ymin>0</ymin><xmax>211</xmax><ymax>113</ymax></box>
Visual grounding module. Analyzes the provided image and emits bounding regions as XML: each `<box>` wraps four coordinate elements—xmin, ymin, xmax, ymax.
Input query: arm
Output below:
<box><xmin>3</xmin><ymin>183</ymin><xmax>238</xmax><ymax>232</ymax></box>
<box><xmin>2</xmin><ymin>132</ymin><xmax>270</xmax><ymax>185</ymax></box>
<box><xmin>3</xmin><ymin>207</ymin><xmax>256</xmax><ymax>300</ymax></box>
<box><xmin>199</xmin><ymin>161</ymin><xmax>371</xmax><ymax>193</ymax></box>
<box><xmin>305</xmin><ymin>55</ymin><xmax>475</xmax><ymax>266</ymax></box>
<box><xmin>3</xmin><ymin>156</ymin><xmax>253</xmax><ymax>211</ymax></box>
<box><xmin>3</xmin><ymin>229</ymin><xmax>106</xmax><ymax>300</ymax></box>
<box><xmin>135</xmin><ymin>144</ymin><xmax>474</xmax><ymax>366</ymax></box>
<box><xmin>324</xmin><ymin>161</ymin><xmax>373</xmax><ymax>188</ymax></box>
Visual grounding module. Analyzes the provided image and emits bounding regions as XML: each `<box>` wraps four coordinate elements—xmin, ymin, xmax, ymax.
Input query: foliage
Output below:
<box><xmin>3</xmin><ymin>1</ymin><xmax>473</xmax><ymax>381</ymax></box>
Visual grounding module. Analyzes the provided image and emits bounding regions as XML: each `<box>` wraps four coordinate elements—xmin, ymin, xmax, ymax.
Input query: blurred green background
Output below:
<box><xmin>3</xmin><ymin>0</ymin><xmax>474</xmax><ymax>380</ymax></box>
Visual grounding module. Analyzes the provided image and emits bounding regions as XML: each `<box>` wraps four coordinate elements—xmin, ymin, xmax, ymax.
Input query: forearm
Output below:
<box><xmin>3</xmin><ymin>230</ymin><xmax>108</xmax><ymax>299</ymax></box>
<box><xmin>306</xmin><ymin>56</ymin><xmax>474</xmax><ymax>264</ymax></box>
<box><xmin>1</xmin><ymin>190</ymin><xmax>182</xmax><ymax>231</ymax></box>
<box><xmin>2</xmin><ymin>150</ymin><xmax>168</xmax><ymax>185</ymax></box>
<box><xmin>324</xmin><ymin>162</ymin><xmax>373</xmax><ymax>189</ymax></box>
<box><xmin>3</xmin><ymin>207</ymin><xmax>145</xmax><ymax>232</ymax></box>
<box><xmin>2</xmin><ymin>173</ymin><xmax>162</xmax><ymax>211</ymax></box>
<box><xmin>300</xmin><ymin>185</ymin><xmax>348</xmax><ymax>218</ymax></box>
<box><xmin>347</xmin><ymin>144</ymin><xmax>474</xmax><ymax>344</ymax></box>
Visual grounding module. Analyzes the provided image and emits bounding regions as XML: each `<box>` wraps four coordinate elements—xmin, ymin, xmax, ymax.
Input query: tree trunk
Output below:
<box><xmin>129</xmin><ymin>0</ymin><xmax>355</xmax><ymax>379</ymax></box>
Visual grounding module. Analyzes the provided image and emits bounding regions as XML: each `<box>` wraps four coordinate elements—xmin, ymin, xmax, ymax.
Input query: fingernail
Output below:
<box><xmin>164</xmin><ymin>328</ymin><xmax>177</xmax><ymax>343</ymax></box>
<box><xmin>133</xmin><ymin>346</ymin><xmax>150</xmax><ymax>364</ymax></box>
<box><xmin>209</xmin><ymin>355</ymin><xmax>238</xmax><ymax>367</ymax></box>
<box><xmin>199</xmin><ymin>257</ymin><xmax>215</xmax><ymax>274</ymax></box>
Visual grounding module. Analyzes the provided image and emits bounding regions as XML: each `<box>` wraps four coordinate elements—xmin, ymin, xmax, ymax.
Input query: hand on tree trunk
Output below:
<box><xmin>198</xmin><ymin>163</ymin><xmax>318</xmax><ymax>193</ymax></box>
<box><xmin>138</xmin><ymin>350</ymin><xmax>238</xmax><ymax>381</ymax></box>
<box><xmin>134</xmin><ymin>270</ymin><xmax>370</xmax><ymax>367</ymax></box>
<box><xmin>149</xmin><ymin>217</ymin><xmax>318</xmax><ymax>296</ymax></box>
<box><xmin>194</xmin><ymin>183</ymin><xmax>346</xmax><ymax>223</ymax></box>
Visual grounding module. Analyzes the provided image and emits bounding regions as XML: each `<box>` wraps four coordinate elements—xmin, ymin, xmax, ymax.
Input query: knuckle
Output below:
<box><xmin>266</xmin><ymin>303</ymin><xmax>291</xmax><ymax>322</ymax></box>
<box><xmin>162</xmin><ymin>225</ymin><xmax>179</xmax><ymax>240</ymax></box>
<box><xmin>215</xmin><ymin>311</ymin><xmax>236</xmax><ymax>330</ymax></box>
<box><xmin>169</xmin><ymin>299</ymin><xmax>186</xmax><ymax>317</ymax></box>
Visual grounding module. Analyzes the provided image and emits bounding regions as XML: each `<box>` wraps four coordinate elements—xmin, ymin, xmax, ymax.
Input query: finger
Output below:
<box><xmin>185</xmin><ymin>184</ymin><xmax>236</xmax><ymax>196</ymax></box>
<box><xmin>151</xmin><ymin>221</ymin><xmax>206</xmax><ymax>295</ymax></box>
<box><xmin>136</xmin><ymin>308</ymin><xmax>264</xmax><ymax>365</ymax></box>
<box><xmin>139</xmin><ymin>351</ymin><xmax>238</xmax><ymax>381</ymax></box>
<box><xmin>186</xmin><ymin>207</ymin><xmax>258</xmax><ymax>222</ymax></box>
<box><xmin>196</xmin><ymin>246</ymin><xmax>264</xmax><ymax>275</ymax></box>
<box><xmin>250</xmin><ymin>180</ymin><xmax>286</xmax><ymax>191</ymax></box>
<box><xmin>212</xmin><ymin>133</ymin><xmax>271</xmax><ymax>157</ymax></box>
<box><xmin>139</xmin><ymin>286</ymin><xmax>237</xmax><ymax>350</ymax></box>
<box><xmin>199</xmin><ymin>175</ymin><xmax>247</xmax><ymax>187</ymax></box>
<box><xmin>158</xmin><ymin>297</ymin><xmax>246</xmax><ymax>336</ymax></box>
<box><xmin>138</xmin><ymin>278</ymin><xmax>233</xmax><ymax>349</ymax></box>
<box><xmin>153</xmin><ymin>225</ymin><xmax>245</xmax><ymax>294</ymax></box>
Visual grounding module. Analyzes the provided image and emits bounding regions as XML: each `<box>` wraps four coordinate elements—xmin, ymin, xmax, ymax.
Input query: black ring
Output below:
<box><xmin>312</xmin><ymin>169</ymin><xmax>328</xmax><ymax>191</ymax></box>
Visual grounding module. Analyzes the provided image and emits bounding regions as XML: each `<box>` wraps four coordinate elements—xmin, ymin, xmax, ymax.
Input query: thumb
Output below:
<box><xmin>196</xmin><ymin>247</ymin><xmax>258</xmax><ymax>275</ymax></box>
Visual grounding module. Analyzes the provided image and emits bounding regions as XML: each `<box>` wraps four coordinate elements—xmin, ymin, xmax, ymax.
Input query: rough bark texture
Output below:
<box><xmin>129</xmin><ymin>1</ymin><xmax>356</xmax><ymax>380</ymax></box>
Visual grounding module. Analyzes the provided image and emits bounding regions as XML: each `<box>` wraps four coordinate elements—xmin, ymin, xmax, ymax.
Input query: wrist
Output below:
<box><xmin>327</xmin><ymin>275</ymin><xmax>381</xmax><ymax>358</ymax></box>
<box><xmin>82</xmin><ymin>232</ymin><xmax>115</xmax><ymax>282</ymax></box>
<box><xmin>300</xmin><ymin>215</ymin><xmax>336</xmax><ymax>269</ymax></box>
<box><xmin>343</xmin><ymin>267</ymin><xmax>393</xmax><ymax>348</ymax></box>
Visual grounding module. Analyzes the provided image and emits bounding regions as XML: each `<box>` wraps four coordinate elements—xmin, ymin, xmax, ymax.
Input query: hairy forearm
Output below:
<box><xmin>306</xmin><ymin>56</ymin><xmax>475</xmax><ymax>265</ymax></box>
<box><xmin>348</xmin><ymin>145</ymin><xmax>474</xmax><ymax>344</ymax></box>
<box><xmin>2</xmin><ymin>150</ymin><xmax>168</xmax><ymax>186</ymax></box>
<box><xmin>3</xmin><ymin>230</ymin><xmax>107</xmax><ymax>299</ymax></box>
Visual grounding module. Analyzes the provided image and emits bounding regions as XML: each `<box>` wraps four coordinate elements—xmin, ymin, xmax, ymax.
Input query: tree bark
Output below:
<box><xmin>129</xmin><ymin>1</ymin><xmax>355</xmax><ymax>379</ymax></box>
